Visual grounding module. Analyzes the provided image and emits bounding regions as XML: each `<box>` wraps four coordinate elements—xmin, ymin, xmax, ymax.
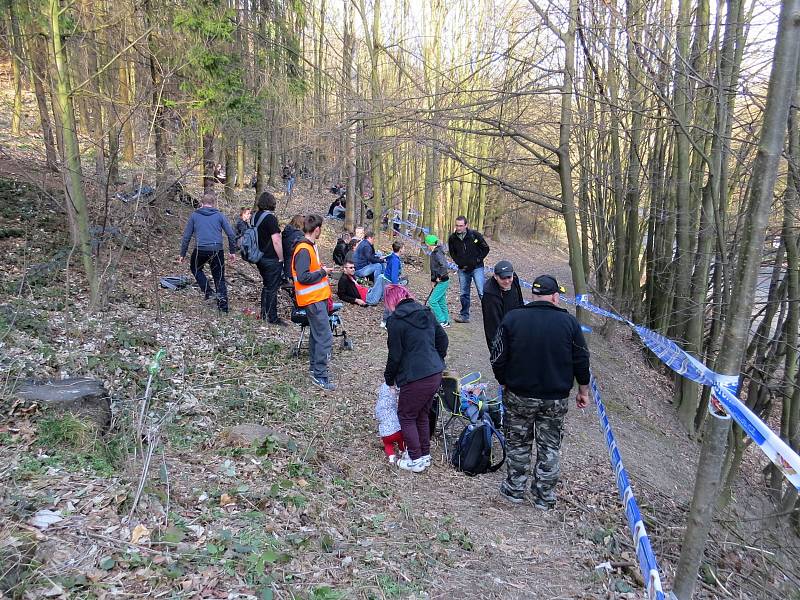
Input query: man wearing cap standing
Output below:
<box><xmin>447</xmin><ymin>216</ymin><xmax>490</xmax><ymax>323</ymax></box>
<box><xmin>490</xmin><ymin>274</ymin><xmax>590</xmax><ymax>509</ymax></box>
<box><xmin>481</xmin><ymin>260</ymin><xmax>524</xmax><ymax>351</ymax></box>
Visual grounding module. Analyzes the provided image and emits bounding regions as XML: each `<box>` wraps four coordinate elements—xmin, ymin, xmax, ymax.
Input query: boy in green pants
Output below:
<box><xmin>425</xmin><ymin>234</ymin><xmax>451</xmax><ymax>328</ymax></box>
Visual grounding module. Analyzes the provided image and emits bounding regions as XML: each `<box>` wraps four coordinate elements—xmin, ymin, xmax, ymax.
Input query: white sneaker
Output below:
<box><xmin>380</xmin><ymin>321</ymin><xmax>387</xmax><ymax>329</ymax></box>
<box><xmin>419</xmin><ymin>454</ymin><xmax>432</xmax><ymax>467</ymax></box>
<box><xmin>388</xmin><ymin>455</ymin><xmax>397</xmax><ymax>465</ymax></box>
<box><xmin>397</xmin><ymin>456</ymin><xmax>427</xmax><ymax>473</ymax></box>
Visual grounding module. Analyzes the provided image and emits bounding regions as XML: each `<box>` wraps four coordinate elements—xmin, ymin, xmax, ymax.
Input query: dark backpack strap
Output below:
<box><xmin>484</xmin><ymin>417</ymin><xmax>506</xmax><ymax>473</ymax></box>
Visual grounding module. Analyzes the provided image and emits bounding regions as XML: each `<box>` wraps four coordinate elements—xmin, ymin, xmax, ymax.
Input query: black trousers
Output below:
<box><xmin>190</xmin><ymin>249</ymin><xmax>227</xmax><ymax>311</ymax></box>
<box><xmin>257</xmin><ymin>258</ymin><xmax>283</xmax><ymax>322</ymax></box>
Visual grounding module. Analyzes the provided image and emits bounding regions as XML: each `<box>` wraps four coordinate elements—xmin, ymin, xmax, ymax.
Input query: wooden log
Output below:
<box><xmin>17</xmin><ymin>378</ymin><xmax>111</xmax><ymax>430</ymax></box>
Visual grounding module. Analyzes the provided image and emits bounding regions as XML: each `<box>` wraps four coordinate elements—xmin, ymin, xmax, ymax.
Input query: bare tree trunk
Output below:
<box><xmin>674</xmin><ymin>1</ymin><xmax>800</xmax><ymax>594</ymax></box>
<box><xmin>48</xmin><ymin>0</ymin><xmax>98</xmax><ymax>305</ymax></box>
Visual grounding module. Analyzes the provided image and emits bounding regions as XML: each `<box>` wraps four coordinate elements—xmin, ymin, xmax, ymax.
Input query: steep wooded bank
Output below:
<box><xmin>1</xmin><ymin>0</ymin><xmax>799</xmax><ymax>595</ymax></box>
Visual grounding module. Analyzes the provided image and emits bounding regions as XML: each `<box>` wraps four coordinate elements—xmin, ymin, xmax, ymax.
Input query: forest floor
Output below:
<box><xmin>1</xmin><ymin>118</ymin><xmax>799</xmax><ymax>598</ymax></box>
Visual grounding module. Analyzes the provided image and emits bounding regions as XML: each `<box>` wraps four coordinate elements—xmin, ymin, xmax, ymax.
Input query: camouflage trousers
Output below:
<box><xmin>500</xmin><ymin>390</ymin><xmax>568</xmax><ymax>506</ymax></box>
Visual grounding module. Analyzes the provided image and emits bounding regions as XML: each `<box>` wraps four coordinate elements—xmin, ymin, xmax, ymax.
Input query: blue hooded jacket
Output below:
<box><xmin>384</xmin><ymin>252</ymin><xmax>402</xmax><ymax>284</ymax></box>
<box><xmin>180</xmin><ymin>207</ymin><xmax>237</xmax><ymax>257</ymax></box>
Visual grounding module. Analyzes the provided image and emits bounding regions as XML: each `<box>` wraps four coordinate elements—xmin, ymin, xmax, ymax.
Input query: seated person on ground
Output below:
<box><xmin>333</xmin><ymin>231</ymin><xmax>352</xmax><ymax>266</ymax></box>
<box><xmin>343</xmin><ymin>238</ymin><xmax>359</xmax><ymax>266</ymax></box>
<box><xmin>337</xmin><ymin>260</ymin><xmax>385</xmax><ymax>306</ymax></box>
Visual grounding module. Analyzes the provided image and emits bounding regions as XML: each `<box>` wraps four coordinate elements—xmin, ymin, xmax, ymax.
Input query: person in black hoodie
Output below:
<box><xmin>332</xmin><ymin>231</ymin><xmax>352</xmax><ymax>266</ymax></box>
<box><xmin>384</xmin><ymin>286</ymin><xmax>449</xmax><ymax>473</ymax></box>
<box><xmin>490</xmin><ymin>274</ymin><xmax>590</xmax><ymax>509</ymax></box>
<box><xmin>281</xmin><ymin>214</ymin><xmax>306</xmax><ymax>282</ymax></box>
<box><xmin>482</xmin><ymin>260</ymin><xmax>524</xmax><ymax>350</ymax></box>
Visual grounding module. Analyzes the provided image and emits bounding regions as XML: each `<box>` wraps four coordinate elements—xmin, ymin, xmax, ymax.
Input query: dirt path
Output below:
<box><xmin>325</xmin><ymin>230</ymin><xmax>700</xmax><ymax>598</ymax></box>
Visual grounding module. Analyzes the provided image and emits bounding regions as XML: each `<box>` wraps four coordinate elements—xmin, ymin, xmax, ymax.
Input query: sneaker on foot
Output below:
<box><xmin>311</xmin><ymin>375</ymin><xmax>337</xmax><ymax>391</ymax></box>
<box><xmin>439</xmin><ymin>322</ymin><xmax>450</xmax><ymax>328</ymax></box>
<box><xmin>454</xmin><ymin>315</ymin><xmax>469</xmax><ymax>323</ymax></box>
<box><xmin>419</xmin><ymin>454</ymin><xmax>432</xmax><ymax>467</ymax></box>
<box><xmin>388</xmin><ymin>455</ymin><xmax>398</xmax><ymax>465</ymax></box>
<box><xmin>380</xmin><ymin>321</ymin><xmax>386</xmax><ymax>329</ymax></box>
<box><xmin>397</xmin><ymin>456</ymin><xmax>427</xmax><ymax>473</ymax></box>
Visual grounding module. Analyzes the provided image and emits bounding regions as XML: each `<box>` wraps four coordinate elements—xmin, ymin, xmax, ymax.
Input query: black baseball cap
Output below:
<box><xmin>532</xmin><ymin>275</ymin><xmax>565</xmax><ymax>295</ymax></box>
<box><xmin>494</xmin><ymin>261</ymin><xmax>514</xmax><ymax>277</ymax></box>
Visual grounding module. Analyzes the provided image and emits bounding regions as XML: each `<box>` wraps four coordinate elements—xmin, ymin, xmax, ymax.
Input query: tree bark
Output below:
<box><xmin>673</xmin><ymin>1</ymin><xmax>800</xmax><ymax>595</ymax></box>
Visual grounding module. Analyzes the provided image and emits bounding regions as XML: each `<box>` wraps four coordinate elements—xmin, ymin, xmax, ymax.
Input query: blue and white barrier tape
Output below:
<box><xmin>592</xmin><ymin>373</ymin><xmax>666</xmax><ymax>600</ymax></box>
<box><xmin>392</xmin><ymin>219</ymin><xmax>800</xmax><ymax>491</ymax></box>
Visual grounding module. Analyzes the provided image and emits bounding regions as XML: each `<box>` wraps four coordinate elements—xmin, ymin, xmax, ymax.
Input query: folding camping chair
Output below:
<box><xmin>282</xmin><ymin>287</ymin><xmax>353</xmax><ymax>357</ymax></box>
<box><xmin>432</xmin><ymin>371</ymin><xmax>504</xmax><ymax>462</ymax></box>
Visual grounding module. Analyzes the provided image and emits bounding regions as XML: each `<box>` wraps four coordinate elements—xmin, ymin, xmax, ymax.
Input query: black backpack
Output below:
<box><xmin>451</xmin><ymin>412</ymin><xmax>506</xmax><ymax>476</ymax></box>
<box><xmin>239</xmin><ymin>211</ymin><xmax>270</xmax><ymax>264</ymax></box>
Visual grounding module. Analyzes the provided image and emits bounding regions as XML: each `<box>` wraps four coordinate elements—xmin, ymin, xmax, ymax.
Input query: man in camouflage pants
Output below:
<box><xmin>490</xmin><ymin>275</ymin><xmax>590</xmax><ymax>509</ymax></box>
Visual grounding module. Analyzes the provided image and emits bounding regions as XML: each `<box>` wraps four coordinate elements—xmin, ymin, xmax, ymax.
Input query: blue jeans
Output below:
<box><xmin>366</xmin><ymin>275</ymin><xmax>386</xmax><ymax>305</ymax></box>
<box><xmin>457</xmin><ymin>266</ymin><xmax>485</xmax><ymax>319</ymax></box>
<box><xmin>286</xmin><ymin>177</ymin><xmax>296</xmax><ymax>195</ymax></box>
<box><xmin>355</xmin><ymin>262</ymin><xmax>384</xmax><ymax>280</ymax></box>
<box><xmin>190</xmin><ymin>248</ymin><xmax>228</xmax><ymax>312</ymax></box>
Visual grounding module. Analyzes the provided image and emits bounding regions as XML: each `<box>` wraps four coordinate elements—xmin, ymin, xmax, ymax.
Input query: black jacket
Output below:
<box><xmin>490</xmin><ymin>301</ymin><xmax>590</xmax><ymax>399</ymax></box>
<box><xmin>333</xmin><ymin>238</ymin><xmax>347</xmax><ymax>266</ymax></box>
<box><xmin>337</xmin><ymin>274</ymin><xmax>362</xmax><ymax>304</ymax></box>
<box><xmin>447</xmin><ymin>228</ymin><xmax>490</xmax><ymax>271</ymax></box>
<box><xmin>482</xmin><ymin>274</ymin><xmax>524</xmax><ymax>349</ymax></box>
<box><xmin>385</xmin><ymin>299</ymin><xmax>449</xmax><ymax>387</ymax></box>
<box><xmin>282</xmin><ymin>225</ymin><xmax>305</xmax><ymax>264</ymax></box>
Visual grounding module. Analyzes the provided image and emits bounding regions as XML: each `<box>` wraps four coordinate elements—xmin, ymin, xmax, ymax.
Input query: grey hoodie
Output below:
<box><xmin>180</xmin><ymin>207</ymin><xmax>237</xmax><ymax>257</ymax></box>
<box><xmin>429</xmin><ymin>244</ymin><xmax>450</xmax><ymax>282</ymax></box>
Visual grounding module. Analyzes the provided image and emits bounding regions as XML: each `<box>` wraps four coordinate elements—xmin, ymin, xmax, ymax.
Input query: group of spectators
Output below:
<box><xmin>179</xmin><ymin>195</ymin><xmax>591</xmax><ymax>508</ymax></box>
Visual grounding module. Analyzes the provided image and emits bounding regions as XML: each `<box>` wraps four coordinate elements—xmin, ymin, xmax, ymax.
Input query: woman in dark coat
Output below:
<box><xmin>384</xmin><ymin>286</ymin><xmax>448</xmax><ymax>472</ymax></box>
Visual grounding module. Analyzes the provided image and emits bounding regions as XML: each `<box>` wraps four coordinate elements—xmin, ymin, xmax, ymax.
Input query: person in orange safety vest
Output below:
<box><xmin>291</xmin><ymin>214</ymin><xmax>336</xmax><ymax>391</ymax></box>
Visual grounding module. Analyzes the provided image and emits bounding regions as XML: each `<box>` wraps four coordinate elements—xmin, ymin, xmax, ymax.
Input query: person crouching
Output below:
<box><xmin>384</xmin><ymin>286</ymin><xmax>449</xmax><ymax>472</ymax></box>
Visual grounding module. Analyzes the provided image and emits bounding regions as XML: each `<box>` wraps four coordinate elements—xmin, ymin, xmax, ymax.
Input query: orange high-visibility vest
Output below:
<box><xmin>291</xmin><ymin>240</ymin><xmax>332</xmax><ymax>307</ymax></box>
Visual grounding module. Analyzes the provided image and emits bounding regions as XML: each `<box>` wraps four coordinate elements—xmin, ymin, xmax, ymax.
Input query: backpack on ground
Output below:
<box><xmin>451</xmin><ymin>412</ymin><xmax>506</xmax><ymax>476</ymax></box>
<box><xmin>239</xmin><ymin>211</ymin><xmax>270</xmax><ymax>264</ymax></box>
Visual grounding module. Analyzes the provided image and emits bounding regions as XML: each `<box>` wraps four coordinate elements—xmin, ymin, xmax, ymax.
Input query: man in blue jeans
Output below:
<box><xmin>353</xmin><ymin>231</ymin><xmax>385</xmax><ymax>280</ymax></box>
<box><xmin>447</xmin><ymin>215</ymin><xmax>490</xmax><ymax>323</ymax></box>
<box><xmin>178</xmin><ymin>192</ymin><xmax>238</xmax><ymax>313</ymax></box>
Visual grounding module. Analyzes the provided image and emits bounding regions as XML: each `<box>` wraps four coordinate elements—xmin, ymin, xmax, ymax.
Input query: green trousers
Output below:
<box><xmin>428</xmin><ymin>280</ymin><xmax>450</xmax><ymax>324</ymax></box>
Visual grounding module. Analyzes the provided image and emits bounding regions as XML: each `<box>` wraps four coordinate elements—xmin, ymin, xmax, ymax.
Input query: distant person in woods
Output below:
<box><xmin>447</xmin><ymin>216</ymin><xmax>490</xmax><ymax>323</ymax></box>
<box><xmin>178</xmin><ymin>192</ymin><xmax>237</xmax><ymax>313</ymax></box>
<box><xmin>384</xmin><ymin>286</ymin><xmax>449</xmax><ymax>473</ymax></box>
<box><xmin>482</xmin><ymin>260</ymin><xmax>524</xmax><ymax>351</ymax></box>
<box><xmin>425</xmin><ymin>235</ymin><xmax>450</xmax><ymax>328</ymax></box>
<box><xmin>282</xmin><ymin>214</ymin><xmax>306</xmax><ymax>282</ymax></box>
<box><xmin>282</xmin><ymin>161</ymin><xmax>296</xmax><ymax>196</ymax></box>
<box><xmin>490</xmin><ymin>275</ymin><xmax>590</xmax><ymax>509</ymax></box>
<box><xmin>252</xmin><ymin>192</ymin><xmax>286</xmax><ymax>325</ymax></box>
<box><xmin>292</xmin><ymin>214</ymin><xmax>336</xmax><ymax>391</ymax></box>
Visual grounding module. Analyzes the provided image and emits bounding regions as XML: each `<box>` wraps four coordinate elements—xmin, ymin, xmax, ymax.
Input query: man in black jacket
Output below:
<box><xmin>490</xmin><ymin>275</ymin><xmax>590</xmax><ymax>509</ymax></box>
<box><xmin>447</xmin><ymin>216</ymin><xmax>490</xmax><ymax>323</ymax></box>
<box><xmin>481</xmin><ymin>260</ymin><xmax>523</xmax><ymax>350</ymax></box>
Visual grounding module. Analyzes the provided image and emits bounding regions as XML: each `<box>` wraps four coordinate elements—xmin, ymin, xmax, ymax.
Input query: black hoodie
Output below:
<box><xmin>490</xmin><ymin>301</ymin><xmax>590</xmax><ymax>399</ymax></box>
<box><xmin>384</xmin><ymin>299</ymin><xmax>449</xmax><ymax>387</ymax></box>
<box><xmin>482</xmin><ymin>274</ymin><xmax>524</xmax><ymax>349</ymax></box>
